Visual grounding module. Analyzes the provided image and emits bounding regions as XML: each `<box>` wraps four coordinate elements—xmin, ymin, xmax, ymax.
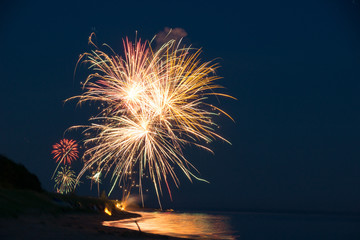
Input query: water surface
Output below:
<box><xmin>103</xmin><ymin>211</ymin><xmax>360</xmax><ymax>240</ymax></box>
<box><xmin>103</xmin><ymin>211</ymin><xmax>236</xmax><ymax>239</ymax></box>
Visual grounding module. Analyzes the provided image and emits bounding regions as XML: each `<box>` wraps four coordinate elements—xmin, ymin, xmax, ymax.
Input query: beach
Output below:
<box><xmin>0</xmin><ymin>211</ymin><xmax>189</xmax><ymax>240</ymax></box>
<box><xmin>0</xmin><ymin>187</ymin><xmax>190</xmax><ymax>239</ymax></box>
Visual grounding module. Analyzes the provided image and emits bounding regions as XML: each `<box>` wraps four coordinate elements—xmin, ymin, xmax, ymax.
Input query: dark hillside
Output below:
<box><xmin>0</xmin><ymin>155</ymin><xmax>42</xmax><ymax>192</ymax></box>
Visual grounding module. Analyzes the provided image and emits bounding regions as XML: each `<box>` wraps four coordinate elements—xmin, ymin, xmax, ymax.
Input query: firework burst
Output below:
<box><xmin>54</xmin><ymin>165</ymin><xmax>77</xmax><ymax>194</ymax></box>
<box><xmin>51</xmin><ymin>138</ymin><xmax>79</xmax><ymax>165</ymax></box>
<box><xmin>69</xmin><ymin>33</ymin><xmax>234</xmax><ymax>207</ymax></box>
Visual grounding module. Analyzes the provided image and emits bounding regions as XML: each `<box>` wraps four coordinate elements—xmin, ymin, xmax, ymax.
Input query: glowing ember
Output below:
<box><xmin>104</xmin><ymin>207</ymin><xmax>112</xmax><ymax>216</ymax></box>
<box><xmin>116</xmin><ymin>202</ymin><xmax>125</xmax><ymax>211</ymax></box>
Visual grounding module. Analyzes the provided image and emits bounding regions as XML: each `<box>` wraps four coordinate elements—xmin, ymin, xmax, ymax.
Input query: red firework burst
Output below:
<box><xmin>51</xmin><ymin>139</ymin><xmax>79</xmax><ymax>165</ymax></box>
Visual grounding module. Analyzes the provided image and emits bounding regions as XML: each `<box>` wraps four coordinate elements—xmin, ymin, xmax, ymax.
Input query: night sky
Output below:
<box><xmin>1</xmin><ymin>0</ymin><xmax>360</xmax><ymax>212</ymax></box>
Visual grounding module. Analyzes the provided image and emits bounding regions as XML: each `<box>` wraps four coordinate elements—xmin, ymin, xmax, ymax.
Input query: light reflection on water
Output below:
<box><xmin>103</xmin><ymin>211</ymin><xmax>236</xmax><ymax>239</ymax></box>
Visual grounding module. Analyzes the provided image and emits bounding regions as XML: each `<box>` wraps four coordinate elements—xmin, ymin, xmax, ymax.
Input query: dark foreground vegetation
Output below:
<box><xmin>0</xmin><ymin>155</ymin><xmax>42</xmax><ymax>192</ymax></box>
<box><xmin>0</xmin><ymin>154</ymin><xmax>137</xmax><ymax>218</ymax></box>
<box><xmin>0</xmin><ymin>155</ymin><xmax>188</xmax><ymax>239</ymax></box>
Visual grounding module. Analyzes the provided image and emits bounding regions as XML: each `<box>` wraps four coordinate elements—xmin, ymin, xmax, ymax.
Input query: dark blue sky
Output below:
<box><xmin>1</xmin><ymin>0</ymin><xmax>360</xmax><ymax>212</ymax></box>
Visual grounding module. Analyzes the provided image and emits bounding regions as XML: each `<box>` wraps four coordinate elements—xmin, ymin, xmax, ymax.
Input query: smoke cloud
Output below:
<box><xmin>155</xmin><ymin>27</ymin><xmax>188</xmax><ymax>46</ymax></box>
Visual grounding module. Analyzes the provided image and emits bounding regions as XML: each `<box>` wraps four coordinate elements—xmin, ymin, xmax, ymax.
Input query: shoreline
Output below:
<box><xmin>0</xmin><ymin>189</ymin><xmax>190</xmax><ymax>239</ymax></box>
<box><xmin>0</xmin><ymin>211</ymin><xmax>190</xmax><ymax>240</ymax></box>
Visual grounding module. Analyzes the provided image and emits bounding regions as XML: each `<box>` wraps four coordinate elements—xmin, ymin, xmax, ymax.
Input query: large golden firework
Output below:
<box><xmin>69</xmin><ymin>33</ymin><xmax>234</xmax><ymax>207</ymax></box>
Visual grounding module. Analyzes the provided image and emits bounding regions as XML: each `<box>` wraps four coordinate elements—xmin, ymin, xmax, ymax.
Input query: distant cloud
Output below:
<box><xmin>155</xmin><ymin>27</ymin><xmax>188</xmax><ymax>46</ymax></box>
